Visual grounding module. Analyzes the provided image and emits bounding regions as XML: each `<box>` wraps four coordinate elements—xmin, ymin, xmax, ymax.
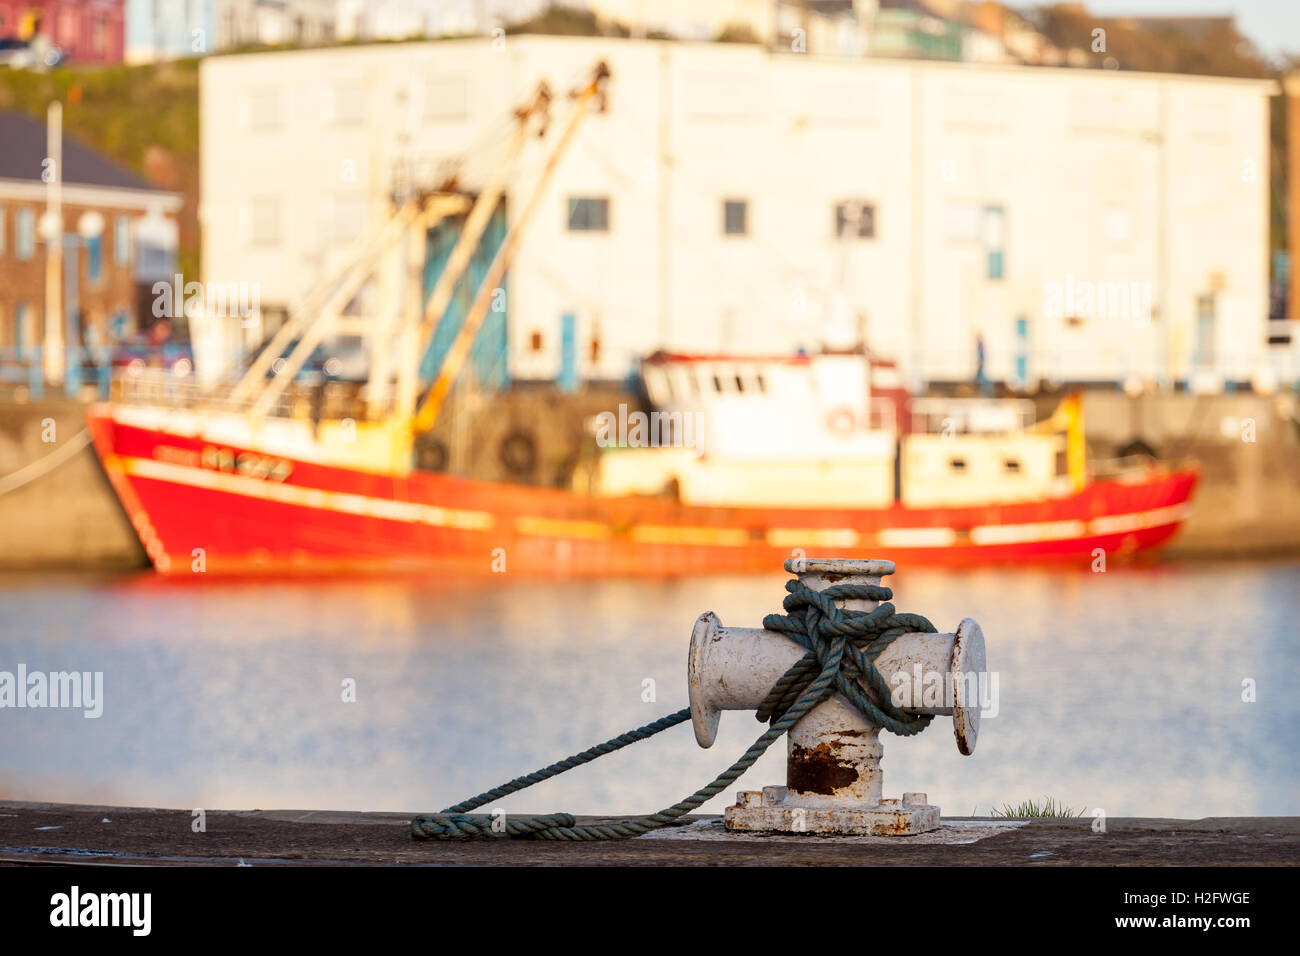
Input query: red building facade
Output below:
<box><xmin>0</xmin><ymin>1</ymin><xmax>124</xmax><ymax>64</ymax></box>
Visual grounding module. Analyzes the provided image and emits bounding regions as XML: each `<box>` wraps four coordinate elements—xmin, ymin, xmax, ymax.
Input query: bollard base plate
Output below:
<box><xmin>725</xmin><ymin>787</ymin><xmax>941</xmax><ymax>836</ymax></box>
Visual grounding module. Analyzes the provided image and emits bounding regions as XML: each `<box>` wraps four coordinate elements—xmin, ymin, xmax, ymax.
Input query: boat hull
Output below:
<box><xmin>87</xmin><ymin>405</ymin><xmax>1199</xmax><ymax>575</ymax></box>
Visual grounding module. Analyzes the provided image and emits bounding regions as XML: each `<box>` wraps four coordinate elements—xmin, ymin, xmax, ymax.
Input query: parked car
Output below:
<box><xmin>244</xmin><ymin>337</ymin><xmax>371</xmax><ymax>385</ymax></box>
<box><xmin>111</xmin><ymin>338</ymin><xmax>195</xmax><ymax>377</ymax></box>
<box><xmin>0</xmin><ymin>36</ymin><xmax>64</xmax><ymax>71</ymax></box>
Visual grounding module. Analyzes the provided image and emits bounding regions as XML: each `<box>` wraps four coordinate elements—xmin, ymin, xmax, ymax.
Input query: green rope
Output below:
<box><xmin>411</xmin><ymin>577</ymin><xmax>935</xmax><ymax>841</ymax></box>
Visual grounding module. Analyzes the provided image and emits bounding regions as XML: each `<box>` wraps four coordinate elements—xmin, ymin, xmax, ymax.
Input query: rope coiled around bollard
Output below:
<box><xmin>411</xmin><ymin>578</ymin><xmax>936</xmax><ymax>841</ymax></box>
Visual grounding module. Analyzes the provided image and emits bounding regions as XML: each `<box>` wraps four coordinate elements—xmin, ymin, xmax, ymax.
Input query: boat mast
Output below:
<box><xmin>243</xmin><ymin>200</ymin><xmax>428</xmax><ymax>420</ymax></box>
<box><xmin>411</xmin><ymin>61</ymin><xmax>610</xmax><ymax>436</ymax></box>
<box><xmin>395</xmin><ymin>81</ymin><xmax>555</xmax><ymax>423</ymax></box>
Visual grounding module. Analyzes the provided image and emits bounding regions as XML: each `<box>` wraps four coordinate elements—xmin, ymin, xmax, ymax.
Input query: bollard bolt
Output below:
<box><xmin>687</xmin><ymin>557</ymin><xmax>987</xmax><ymax>836</ymax></box>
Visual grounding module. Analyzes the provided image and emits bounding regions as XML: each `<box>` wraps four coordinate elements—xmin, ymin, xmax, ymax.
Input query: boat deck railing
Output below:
<box><xmin>1088</xmin><ymin>454</ymin><xmax>1199</xmax><ymax>480</ymax></box>
<box><xmin>908</xmin><ymin>397</ymin><xmax>1038</xmax><ymax>435</ymax></box>
<box><xmin>1089</xmin><ymin>454</ymin><xmax>1158</xmax><ymax>479</ymax></box>
<box><xmin>111</xmin><ymin>369</ymin><xmax>392</xmax><ymax>423</ymax></box>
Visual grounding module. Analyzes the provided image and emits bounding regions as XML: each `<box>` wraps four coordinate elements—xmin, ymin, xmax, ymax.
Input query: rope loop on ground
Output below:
<box><xmin>411</xmin><ymin>576</ymin><xmax>935</xmax><ymax>841</ymax></box>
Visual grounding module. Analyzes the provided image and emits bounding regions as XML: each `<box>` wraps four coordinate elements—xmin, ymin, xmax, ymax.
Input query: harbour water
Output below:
<box><xmin>2</xmin><ymin>559</ymin><xmax>1297</xmax><ymax>819</ymax></box>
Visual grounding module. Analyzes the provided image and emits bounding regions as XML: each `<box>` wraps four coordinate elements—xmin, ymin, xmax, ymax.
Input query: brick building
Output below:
<box><xmin>0</xmin><ymin>110</ymin><xmax>180</xmax><ymax>361</ymax></box>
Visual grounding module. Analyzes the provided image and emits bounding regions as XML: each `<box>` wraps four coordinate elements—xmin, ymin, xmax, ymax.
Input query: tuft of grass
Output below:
<box><xmin>990</xmin><ymin>796</ymin><xmax>1085</xmax><ymax>819</ymax></box>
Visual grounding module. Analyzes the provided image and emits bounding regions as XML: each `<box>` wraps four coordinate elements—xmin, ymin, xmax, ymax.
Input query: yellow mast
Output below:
<box><xmin>411</xmin><ymin>62</ymin><xmax>610</xmax><ymax>437</ymax></box>
<box><xmin>413</xmin><ymin>83</ymin><xmax>552</xmax><ymax>353</ymax></box>
<box><xmin>1034</xmin><ymin>392</ymin><xmax>1087</xmax><ymax>491</ymax></box>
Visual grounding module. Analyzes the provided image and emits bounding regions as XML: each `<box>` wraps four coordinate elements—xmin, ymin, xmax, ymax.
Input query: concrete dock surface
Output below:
<box><xmin>1</xmin><ymin>802</ymin><xmax>1296</xmax><ymax>866</ymax></box>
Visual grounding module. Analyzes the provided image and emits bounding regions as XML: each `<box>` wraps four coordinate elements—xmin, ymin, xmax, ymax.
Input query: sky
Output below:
<box><xmin>1046</xmin><ymin>0</ymin><xmax>1300</xmax><ymax>59</ymax></box>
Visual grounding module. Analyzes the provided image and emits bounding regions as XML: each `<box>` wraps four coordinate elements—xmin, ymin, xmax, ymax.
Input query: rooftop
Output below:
<box><xmin>0</xmin><ymin>111</ymin><xmax>156</xmax><ymax>192</ymax></box>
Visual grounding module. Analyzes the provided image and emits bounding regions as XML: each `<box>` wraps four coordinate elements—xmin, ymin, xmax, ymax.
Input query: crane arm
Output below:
<box><xmin>411</xmin><ymin>62</ymin><xmax>610</xmax><ymax>436</ymax></box>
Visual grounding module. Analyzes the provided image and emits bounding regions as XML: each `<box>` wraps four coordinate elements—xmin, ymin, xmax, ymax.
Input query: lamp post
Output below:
<box><xmin>41</xmin><ymin>101</ymin><xmax>63</xmax><ymax>386</ymax></box>
<box><xmin>65</xmin><ymin>211</ymin><xmax>106</xmax><ymax>396</ymax></box>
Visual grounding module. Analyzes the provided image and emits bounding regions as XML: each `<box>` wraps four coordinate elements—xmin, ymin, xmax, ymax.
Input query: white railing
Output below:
<box><xmin>114</xmin><ymin>369</ymin><xmax>391</xmax><ymax>422</ymax></box>
<box><xmin>908</xmin><ymin>397</ymin><xmax>1038</xmax><ymax>435</ymax></box>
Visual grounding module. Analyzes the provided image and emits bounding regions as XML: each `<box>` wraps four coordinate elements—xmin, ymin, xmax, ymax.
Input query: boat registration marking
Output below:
<box><xmin>119</xmin><ymin>456</ymin><xmax>495</xmax><ymax>531</ymax></box>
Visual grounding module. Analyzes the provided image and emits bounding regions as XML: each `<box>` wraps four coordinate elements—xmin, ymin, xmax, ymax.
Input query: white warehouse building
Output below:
<box><xmin>199</xmin><ymin>35</ymin><xmax>1277</xmax><ymax>390</ymax></box>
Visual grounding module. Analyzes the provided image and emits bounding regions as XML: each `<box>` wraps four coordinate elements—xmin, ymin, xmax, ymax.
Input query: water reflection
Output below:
<box><xmin>1</xmin><ymin>559</ymin><xmax>1296</xmax><ymax>818</ymax></box>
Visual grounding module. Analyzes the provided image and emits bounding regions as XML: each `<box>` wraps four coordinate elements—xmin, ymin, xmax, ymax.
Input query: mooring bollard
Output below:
<box><xmin>412</xmin><ymin>553</ymin><xmax>987</xmax><ymax>843</ymax></box>
<box><xmin>688</xmin><ymin>557</ymin><xmax>987</xmax><ymax>835</ymax></box>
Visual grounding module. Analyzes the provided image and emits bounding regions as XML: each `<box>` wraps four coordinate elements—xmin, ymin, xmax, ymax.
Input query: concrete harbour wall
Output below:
<box><xmin>0</xmin><ymin>400</ymin><xmax>145</xmax><ymax>570</ymax></box>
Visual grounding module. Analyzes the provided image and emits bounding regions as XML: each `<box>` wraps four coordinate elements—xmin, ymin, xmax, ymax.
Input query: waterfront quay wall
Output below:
<box><xmin>1081</xmin><ymin>391</ymin><xmax>1300</xmax><ymax>557</ymax></box>
<box><xmin>0</xmin><ymin>400</ymin><xmax>144</xmax><ymax>570</ymax></box>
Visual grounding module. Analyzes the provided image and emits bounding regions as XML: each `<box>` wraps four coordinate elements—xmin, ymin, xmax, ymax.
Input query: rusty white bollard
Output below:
<box><xmin>688</xmin><ymin>557</ymin><xmax>986</xmax><ymax>836</ymax></box>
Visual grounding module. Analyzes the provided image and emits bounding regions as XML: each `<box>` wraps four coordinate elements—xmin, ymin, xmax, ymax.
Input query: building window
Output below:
<box><xmin>425</xmin><ymin>76</ymin><xmax>468</xmax><ymax>121</ymax></box>
<box><xmin>328</xmin><ymin>194</ymin><xmax>367</xmax><ymax>243</ymax></box>
<box><xmin>327</xmin><ymin>84</ymin><xmax>365</xmax><ymax>126</ymax></box>
<box><xmin>114</xmin><ymin>215</ymin><xmax>130</xmax><ymax>266</ymax></box>
<box><xmin>110</xmin><ymin>309</ymin><xmax>129</xmax><ymax>341</ymax></box>
<box><xmin>15</xmin><ymin>302</ymin><xmax>30</xmax><ymax>358</ymax></box>
<box><xmin>987</xmin><ymin>250</ymin><xmax>1004</xmax><ymax>280</ymax></box>
<box><xmin>567</xmin><ymin>197</ymin><xmax>609</xmax><ymax>232</ymax></box>
<box><xmin>983</xmin><ymin>205</ymin><xmax>1005</xmax><ymax>280</ymax></box>
<box><xmin>250</xmin><ymin>198</ymin><xmax>280</xmax><ymax>246</ymax></box>
<box><xmin>1194</xmin><ymin>293</ymin><xmax>1216</xmax><ymax>370</ymax></box>
<box><xmin>16</xmin><ymin>208</ymin><xmax>34</xmax><ymax>260</ymax></box>
<box><xmin>87</xmin><ymin>235</ymin><xmax>103</xmax><ymax>283</ymax></box>
<box><xmin>834</xmin><ymin>201</ymin><xmax>875</xmax><ymax>239</ymax></box>
<box><xmin>247</xmin><ymin>88</ymin><xmax>280</xmax><ymax>132</ymax></box>
<box><xmin>723</xmin><ymin>199</ymin><xmax>747</xmax><ymax>236</ymax></box>
<box><xmin>1101</xmin><ymin>206</ymin><xmax>1131</xmax><ymax>244</ymax></box>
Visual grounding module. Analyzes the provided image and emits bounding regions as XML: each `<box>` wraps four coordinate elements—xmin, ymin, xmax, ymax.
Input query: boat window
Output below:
<box><xmin>1003</xmin><ymin>458</ymin><xmax>1021</xmax><ymax>473</ymax></box>
<box><xmin>755</xmin><ymin>373</ymin><xmax>766</xmax><ymax>393</ymax></box>
<box><xmin>949</xmin><ymin>458</ymin><xmax>967</xmax><ymax>472</ymax></box>
<box><xmin>529</xmin><ymin>331</ymin><xmax>543</xmax><ymax>352</ymax></box>
<box><xmin>712</xmin><ymin>374</ymin><xmax>724</xmax><ymax>392</ymax></box>
<box><xmin>734</xmin><ymin>374</ymin><xmax>745</xmax><ymax>393</ymax></box>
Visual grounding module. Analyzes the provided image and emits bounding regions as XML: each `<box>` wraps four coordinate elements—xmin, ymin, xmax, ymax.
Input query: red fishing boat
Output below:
<box><xmin>85</xmin><ymin>363</ymin><xmax>1197</xmax><ymax>576</ymax></box>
